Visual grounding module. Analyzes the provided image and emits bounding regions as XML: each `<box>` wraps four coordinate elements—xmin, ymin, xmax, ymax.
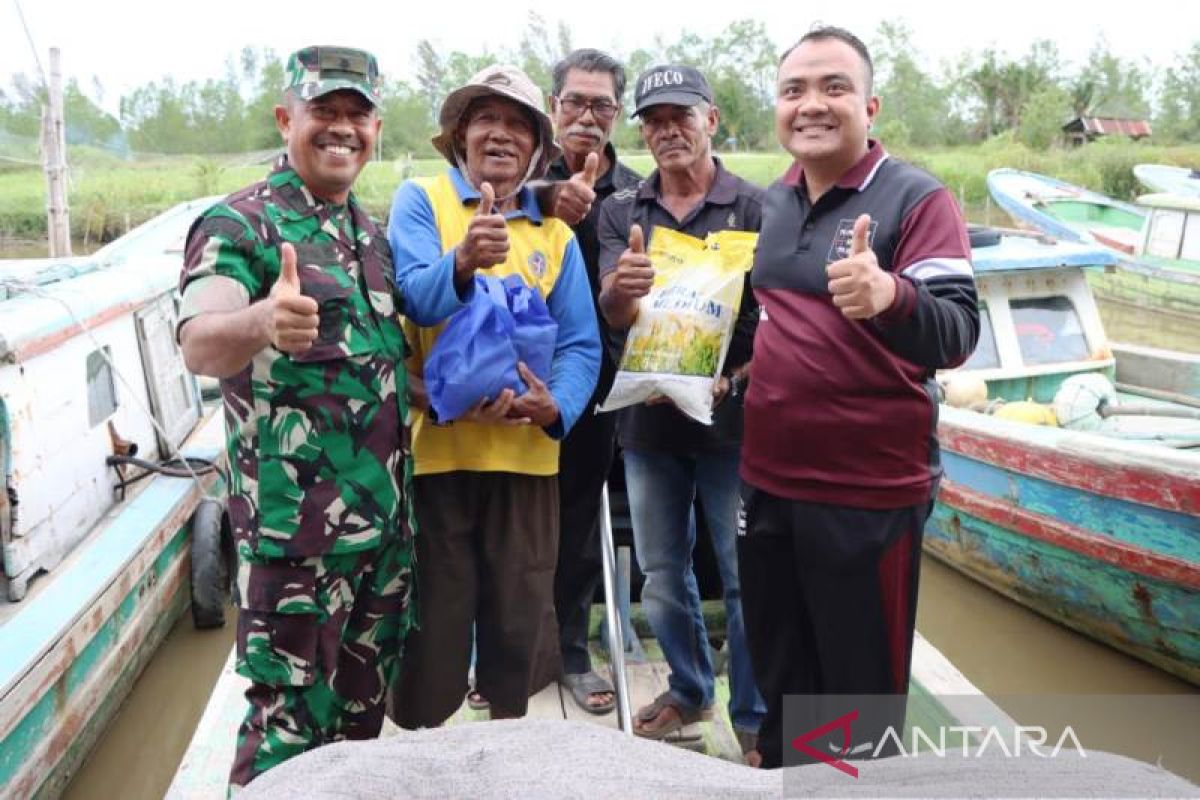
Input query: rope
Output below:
<box><xmin>10</xmin><ymin>0</ymin><xmax>47</xmax><ymax>91</ymax></box>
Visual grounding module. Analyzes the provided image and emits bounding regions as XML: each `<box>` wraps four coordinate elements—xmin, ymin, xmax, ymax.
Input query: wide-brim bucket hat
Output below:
<box><xmin>431</xmin><ymin>64</ymin><xmax>561</xmax><ymax>183</ymax></box>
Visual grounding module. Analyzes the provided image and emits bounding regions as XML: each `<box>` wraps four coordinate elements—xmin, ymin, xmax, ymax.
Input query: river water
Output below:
<box><xmin>59</xmin><ymin>554</ymin><xmax>1197</xmax><ymax>799</ymax></box>
<box><xmin>916</xmin><ymin>558</ymin><xmax>1198</xmax><ymax>784</ymax></box>
<box><xmin>61</xmin><ymin>615</ymin><xmax>235</xmax><ymax>800</ymax></box>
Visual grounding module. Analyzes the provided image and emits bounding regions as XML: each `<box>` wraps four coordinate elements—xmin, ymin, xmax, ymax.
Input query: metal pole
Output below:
<box><xmin>599</xmin><ymin>483</ymin><xmax>633</xmax><ymax>734</ymax></box>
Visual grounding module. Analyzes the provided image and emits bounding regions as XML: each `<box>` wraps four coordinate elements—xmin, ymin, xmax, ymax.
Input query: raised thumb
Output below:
<box><xmin>850</xmin><ymin>213</ymin><xmax>872</xmax><ymax>256</ymax></box>
<box><xmin>277</xmin><ymin>243</ymin><xmax>300</xmax><ymax>291</ymax></box>
<box><xmin>476</xmin><ymin>182</ymin><xmax>495</xmax><ymax>216</ymax></box>
<box><xmin>629</xmin><ymin>223</ymin><xmax>644</xmax><ymax>254</ymax></box>
<box><xmin>579</xmin><ymin>151</ymin><xmax>599</xmax><ymax>187</ymax></box>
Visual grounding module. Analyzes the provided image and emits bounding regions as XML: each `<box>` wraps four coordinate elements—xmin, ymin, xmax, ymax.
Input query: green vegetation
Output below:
<box><xmin>3</xmin><ymin>141</ymin><xmax>1200</xmax><ymax>246</ymax></box>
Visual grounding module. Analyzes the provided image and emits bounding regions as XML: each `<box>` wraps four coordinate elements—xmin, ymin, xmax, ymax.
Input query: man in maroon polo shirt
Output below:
<box><xmin>737</xmin><ymin>26</ymin><xmax>979</xmax><ymax>769</ymax></box>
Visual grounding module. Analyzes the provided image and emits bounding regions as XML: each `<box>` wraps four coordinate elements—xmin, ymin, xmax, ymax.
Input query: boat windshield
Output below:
<box><xmin>1182</xmin><ymin>212</ymin><xmax>1200</xmax><ymax>262</ymax></box>
<box><xmin>1010</xmin><ymin>297</ymin><xmax>1090</xmax><ymax>366</ymax></box>
<box><xmin>961</xmin><ymin>306</ymin><xmax>999</xmax><ymax>370</ymax></box>
<box><xmin>1146</xmin><ymin>209</ymin><xmax>1186</xmax><ymax>259</ymax></box>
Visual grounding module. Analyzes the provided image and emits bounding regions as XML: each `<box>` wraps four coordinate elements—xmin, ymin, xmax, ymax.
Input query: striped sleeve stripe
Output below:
<box><xmin>857</xmin><ymin>153</ymin><xmax>889</xmax><ymax>191</ymax></box>
<box><xmin>900</xmin><ymin>257</ymin><xmax>973</xmax><ymax>282</ymax></box>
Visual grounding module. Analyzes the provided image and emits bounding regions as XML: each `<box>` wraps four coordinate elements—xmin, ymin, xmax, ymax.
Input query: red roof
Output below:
<box><xmin>1075</xmin><ymin>117</ymin><xmax>1153</xmax><ymax>137</ymax></box>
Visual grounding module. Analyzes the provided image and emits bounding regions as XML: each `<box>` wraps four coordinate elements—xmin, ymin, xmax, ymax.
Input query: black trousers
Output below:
<box><xmin>736</xmin><ymin>483</ymin><xmax>930</xmax><ymax>769</ymax></box>
<box><xmin>553</xmin><ymin>406</ymin><xmax>618</xmax><ymax>675</ymax></box>
<box><xmin>391</xmin><ymin>472</ymin><xmax>560</xmax><ymax>727</ymax></box>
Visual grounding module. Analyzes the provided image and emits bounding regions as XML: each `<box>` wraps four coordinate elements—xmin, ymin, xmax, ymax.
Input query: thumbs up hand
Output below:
<box><xmin>579</xmin><ymin>150</ymin><xmax>600</xmax><ymax>188</ymax></box>
<box><xmin>612</xmin><ymin>223</ymin><xmax>654</xmax><ymax>301</ymax></box>
<box><xmin>455</xmin><ymin>181</ymin><xmax>510</xmax><ymax>283</ymax></box>
<box><xmin>628</xmin><ymin>223</ymin><xmax>644</xmax><ymax>254</ymax></box>
<box><xmin>825</xmin><ymin>214</ymin><xmax>896</xmax><ymax>320</ymax></box>
<box><xmin>547</xmin><ymin>150</ymin><xmax>600</xmax><ymax>225</ymax></box>
<box><xmin>267</xmin><ymin>243</ymin><xmax>320</xmax><ymax>354</ymax></box>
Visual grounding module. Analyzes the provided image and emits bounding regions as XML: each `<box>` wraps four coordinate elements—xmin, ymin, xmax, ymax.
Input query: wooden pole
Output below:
<box><xmin>42</xmin><ymin>47</ymin><xmax>71</xmax><ymax>257</ymax></box>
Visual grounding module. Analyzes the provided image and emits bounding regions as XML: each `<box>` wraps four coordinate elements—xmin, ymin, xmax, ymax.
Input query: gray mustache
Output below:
<box><xmin>566</xmin><ymin>124</ymin><xmax>605</xmax><ymax>138</ymax></box>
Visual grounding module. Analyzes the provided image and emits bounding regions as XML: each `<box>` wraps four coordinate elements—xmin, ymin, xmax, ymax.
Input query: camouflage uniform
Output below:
<box><xmin>180</xmin><ymin>138</ymin><xmax>415</xmax><ymax>785</ymax></box>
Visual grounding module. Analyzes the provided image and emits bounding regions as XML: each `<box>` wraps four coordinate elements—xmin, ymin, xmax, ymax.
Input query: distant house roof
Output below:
<box><xmin>1062</xmin><ymin>116</ymin><xmax>1153</xmax><ymax>137</ymax></box>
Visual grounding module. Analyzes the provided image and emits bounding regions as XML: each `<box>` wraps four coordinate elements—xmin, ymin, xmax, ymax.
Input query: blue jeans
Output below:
<box><xmin>624</xmin><ymin>448</ymin><xmax>766</xmax><ymax>734</ymax></box>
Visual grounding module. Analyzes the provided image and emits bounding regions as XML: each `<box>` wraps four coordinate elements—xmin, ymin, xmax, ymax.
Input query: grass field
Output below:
<box><xmin>2</xmin><ymin>140</ymin><xmax>1198</xmax><ymax>249</ymax></box>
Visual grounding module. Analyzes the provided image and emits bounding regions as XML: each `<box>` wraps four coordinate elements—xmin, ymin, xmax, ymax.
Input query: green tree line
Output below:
<box><xmin>2</xmin><ymin>15</ymin><xmax>1199</xmax><ymax>159</ymax></box>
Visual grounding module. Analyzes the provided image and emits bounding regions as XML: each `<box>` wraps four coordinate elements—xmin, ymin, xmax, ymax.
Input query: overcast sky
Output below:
<box><xmin>2</xmin><ymin>0</ymin><xmax>1195</xmax><ymax>116</ymax></box>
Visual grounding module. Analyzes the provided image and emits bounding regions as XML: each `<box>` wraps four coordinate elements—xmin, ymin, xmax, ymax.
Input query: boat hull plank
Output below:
<box><xmin>0</xmin><ymin>416</ymin><xmax>224</xmax><ymax>799</ymax></box>
<box><xmin>931</xmin><ymin>412</ymin><xmax>1200</xmax><ymax>685</ymax></box>
<box><xmin>926</xmin><ymin>495</ymin><xmax>1198</xmax><ymax>685</ymax></box>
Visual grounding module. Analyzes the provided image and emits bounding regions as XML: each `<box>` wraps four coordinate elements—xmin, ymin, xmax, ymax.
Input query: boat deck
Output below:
<box><xmin>166</xmin><ymin>628</ymin><xmax>990</xmax><ymax>798</ymax></box>
<box><xmin>166</xmin><ymin>638</ymin><xmax>744</xmax><ymax>799</ymax></box>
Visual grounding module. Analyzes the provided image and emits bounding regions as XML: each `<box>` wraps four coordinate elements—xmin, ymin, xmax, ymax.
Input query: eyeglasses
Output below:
<box><xmin>556</xmin><ymin>96</ymin><xmax>619</xmax><ymax>121</ymax></box>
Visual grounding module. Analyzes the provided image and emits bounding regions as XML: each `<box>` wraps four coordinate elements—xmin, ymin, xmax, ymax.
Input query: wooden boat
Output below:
<box><xmin>988</xmin><ymin>169</ymin><xmax>1200</xmax><ymax>351</ymax></box>
<box><xmin>1134</xmin><ymin>163</ymin><xmax>1200</xmax><ymax>198</ymax></box>
<box><xmin>0</xmin><ymin>198</ymin><xmax>231</xmax><ymax>799</ymax></box>
<box><xmin>926</xmin><ymin>228</ymin><xmax>1200</xmax><ymax>686</ymax></box>
<box><xmin>1093</xmin><ymin>192</ymin><xmax>1200</xmax><ymax>323</ymax></box>
<box><xmin>986</xmin><ymin>168</ymin><xmax>1145</xmax><ymax>254</ymax></box>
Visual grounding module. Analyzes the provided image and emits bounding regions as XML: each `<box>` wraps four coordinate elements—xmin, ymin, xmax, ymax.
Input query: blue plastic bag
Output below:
<box><xmin>424</xmin><ymin>274</ymin><xmax>558</xmax><ymax>423</ymax></box>
<box><xmin>502</xmin><ymin>275</ymin><xmax>557</xmax><ymax>387</ymax></box>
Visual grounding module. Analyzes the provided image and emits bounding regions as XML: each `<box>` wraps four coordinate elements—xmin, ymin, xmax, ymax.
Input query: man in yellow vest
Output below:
<box><xmin>385</xmin><ymin>64</ymin><xmax>601</xmax><ymax>726</ymax></box>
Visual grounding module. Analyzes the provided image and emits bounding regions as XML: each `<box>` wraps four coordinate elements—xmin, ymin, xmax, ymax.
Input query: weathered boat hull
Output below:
<box><xmin>1087</xmin><ymin>259</ymin><xmax>1200</xmax><ymax>353</ymax></box>
<box><xmin>0</xmin><ymin>195</ymin><xmax>227</xmax><ymax>799</ymax></box>
<box><xmin>0</xmin><ymin>413</ymin><xmax>224</xmax><ymax>799</ymax></box>
<box><xmin>926</xmin><ymin>408</ymin><xmax>1200</xmax><ymax>685</ymax></box>
<box><xmin>1088</xmin><ymin>259</ymin><xmax>1200</xmax><ymax>319</ymax></box>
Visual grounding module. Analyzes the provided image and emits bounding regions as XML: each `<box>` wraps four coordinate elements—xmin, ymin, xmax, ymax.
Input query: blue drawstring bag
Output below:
<box><xmin>424</xmin><ymin>274</ymin><xmax>558</xmax><ymax>423</ymax></box>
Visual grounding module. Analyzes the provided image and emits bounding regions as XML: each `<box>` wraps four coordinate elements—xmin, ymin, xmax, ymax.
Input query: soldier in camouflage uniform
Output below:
<box><xmin>176</xmin><ymin>46</ymin><xmax>415</xmax><ymax>788</ymax></box>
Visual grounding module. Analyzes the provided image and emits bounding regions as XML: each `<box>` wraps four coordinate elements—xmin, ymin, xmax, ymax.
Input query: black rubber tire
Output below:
<box><xmin>967</xmin><ymin>225</ymin><xmax>1002</xmax><ymax>249</ymax></box>
<box><xmin>190</xmin><ymin>497</ymin><xmax>233</xmax><ymax>629</ymax></box>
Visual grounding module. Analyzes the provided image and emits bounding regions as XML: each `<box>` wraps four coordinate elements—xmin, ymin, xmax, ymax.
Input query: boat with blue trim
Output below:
<box><xmin>0</xmin><ymin>197</ymin><xmax>231</xmax><ymax>799</ymax></box>
<box><xmin>1134</xmin><ymin>163</ymin><xmax>1200</xmax><ymax>198</ymax></box>
<box><xmin>987</xmin><ymin>168</ymin><xmax>1200</xmax><ymax>352</ymax></box>
<box><xmin>927</xmin><ymin>228</ymin><xmax>1200</xmax><ymax>685</ymax></box>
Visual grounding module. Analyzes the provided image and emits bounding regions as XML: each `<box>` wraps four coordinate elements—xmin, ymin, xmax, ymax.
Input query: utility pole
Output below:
<box><xmin>42</xmin><ymin>47</ymin><xmax>70</xmax><ymax>257</ymax></box>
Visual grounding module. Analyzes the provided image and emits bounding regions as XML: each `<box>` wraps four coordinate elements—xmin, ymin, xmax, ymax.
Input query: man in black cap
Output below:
<box><xmin>596</xmin><ymin>63</ymin><xmax>766</xmax><ymax>761</ymax></box>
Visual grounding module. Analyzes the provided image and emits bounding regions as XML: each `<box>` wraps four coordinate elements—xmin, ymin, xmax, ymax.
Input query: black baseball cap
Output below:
<box><xmin>631</xmin><ymin>64</ymin><xmax>713</xmax><ymax>118</ymax></box>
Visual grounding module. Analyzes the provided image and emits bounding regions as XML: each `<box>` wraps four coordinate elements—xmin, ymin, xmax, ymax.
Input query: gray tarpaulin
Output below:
<box><xmin>240</xmin><ymin>719</ymin><xmax>1197</xmax><ymax>799</ymax></box>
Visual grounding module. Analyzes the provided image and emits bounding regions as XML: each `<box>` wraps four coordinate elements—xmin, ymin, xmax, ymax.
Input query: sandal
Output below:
<box><xmin>562</xmin><ymin>671</ymin><xmax>615</xmax><ymax>715</ymax></box>
<box><xmin>466</xmin><ymin>689</ymin><xmax>490</xmax><ymax>711</ymax></box>
<box><xmin>736</xmin><ymin>730</ymin><xmax>762</xmax><ymax>768</ymax></box>
<box><xmin>633</xmin><ymin>691</ymin><xmax>712</xmax><ymax>740</ymax></box>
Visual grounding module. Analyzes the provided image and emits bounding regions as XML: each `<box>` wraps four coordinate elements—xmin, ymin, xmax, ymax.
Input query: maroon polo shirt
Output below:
<box><xmin>741</xmin><ymin>142</ymin><xmax>978</xmax><ymax>509</ymax></box>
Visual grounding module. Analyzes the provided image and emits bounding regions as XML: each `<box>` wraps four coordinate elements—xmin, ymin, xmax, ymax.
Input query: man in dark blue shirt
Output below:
<box><xmin>597</xmin><ymin>63</ymin><xmax>766</xmax><ymax>760</ymax></box>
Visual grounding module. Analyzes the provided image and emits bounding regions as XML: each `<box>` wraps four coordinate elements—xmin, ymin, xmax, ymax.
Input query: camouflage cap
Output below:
<box><xmin>284</xmin><ymin>45</ymin><xmax>382</xmax><ymax>107</ymax></box>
